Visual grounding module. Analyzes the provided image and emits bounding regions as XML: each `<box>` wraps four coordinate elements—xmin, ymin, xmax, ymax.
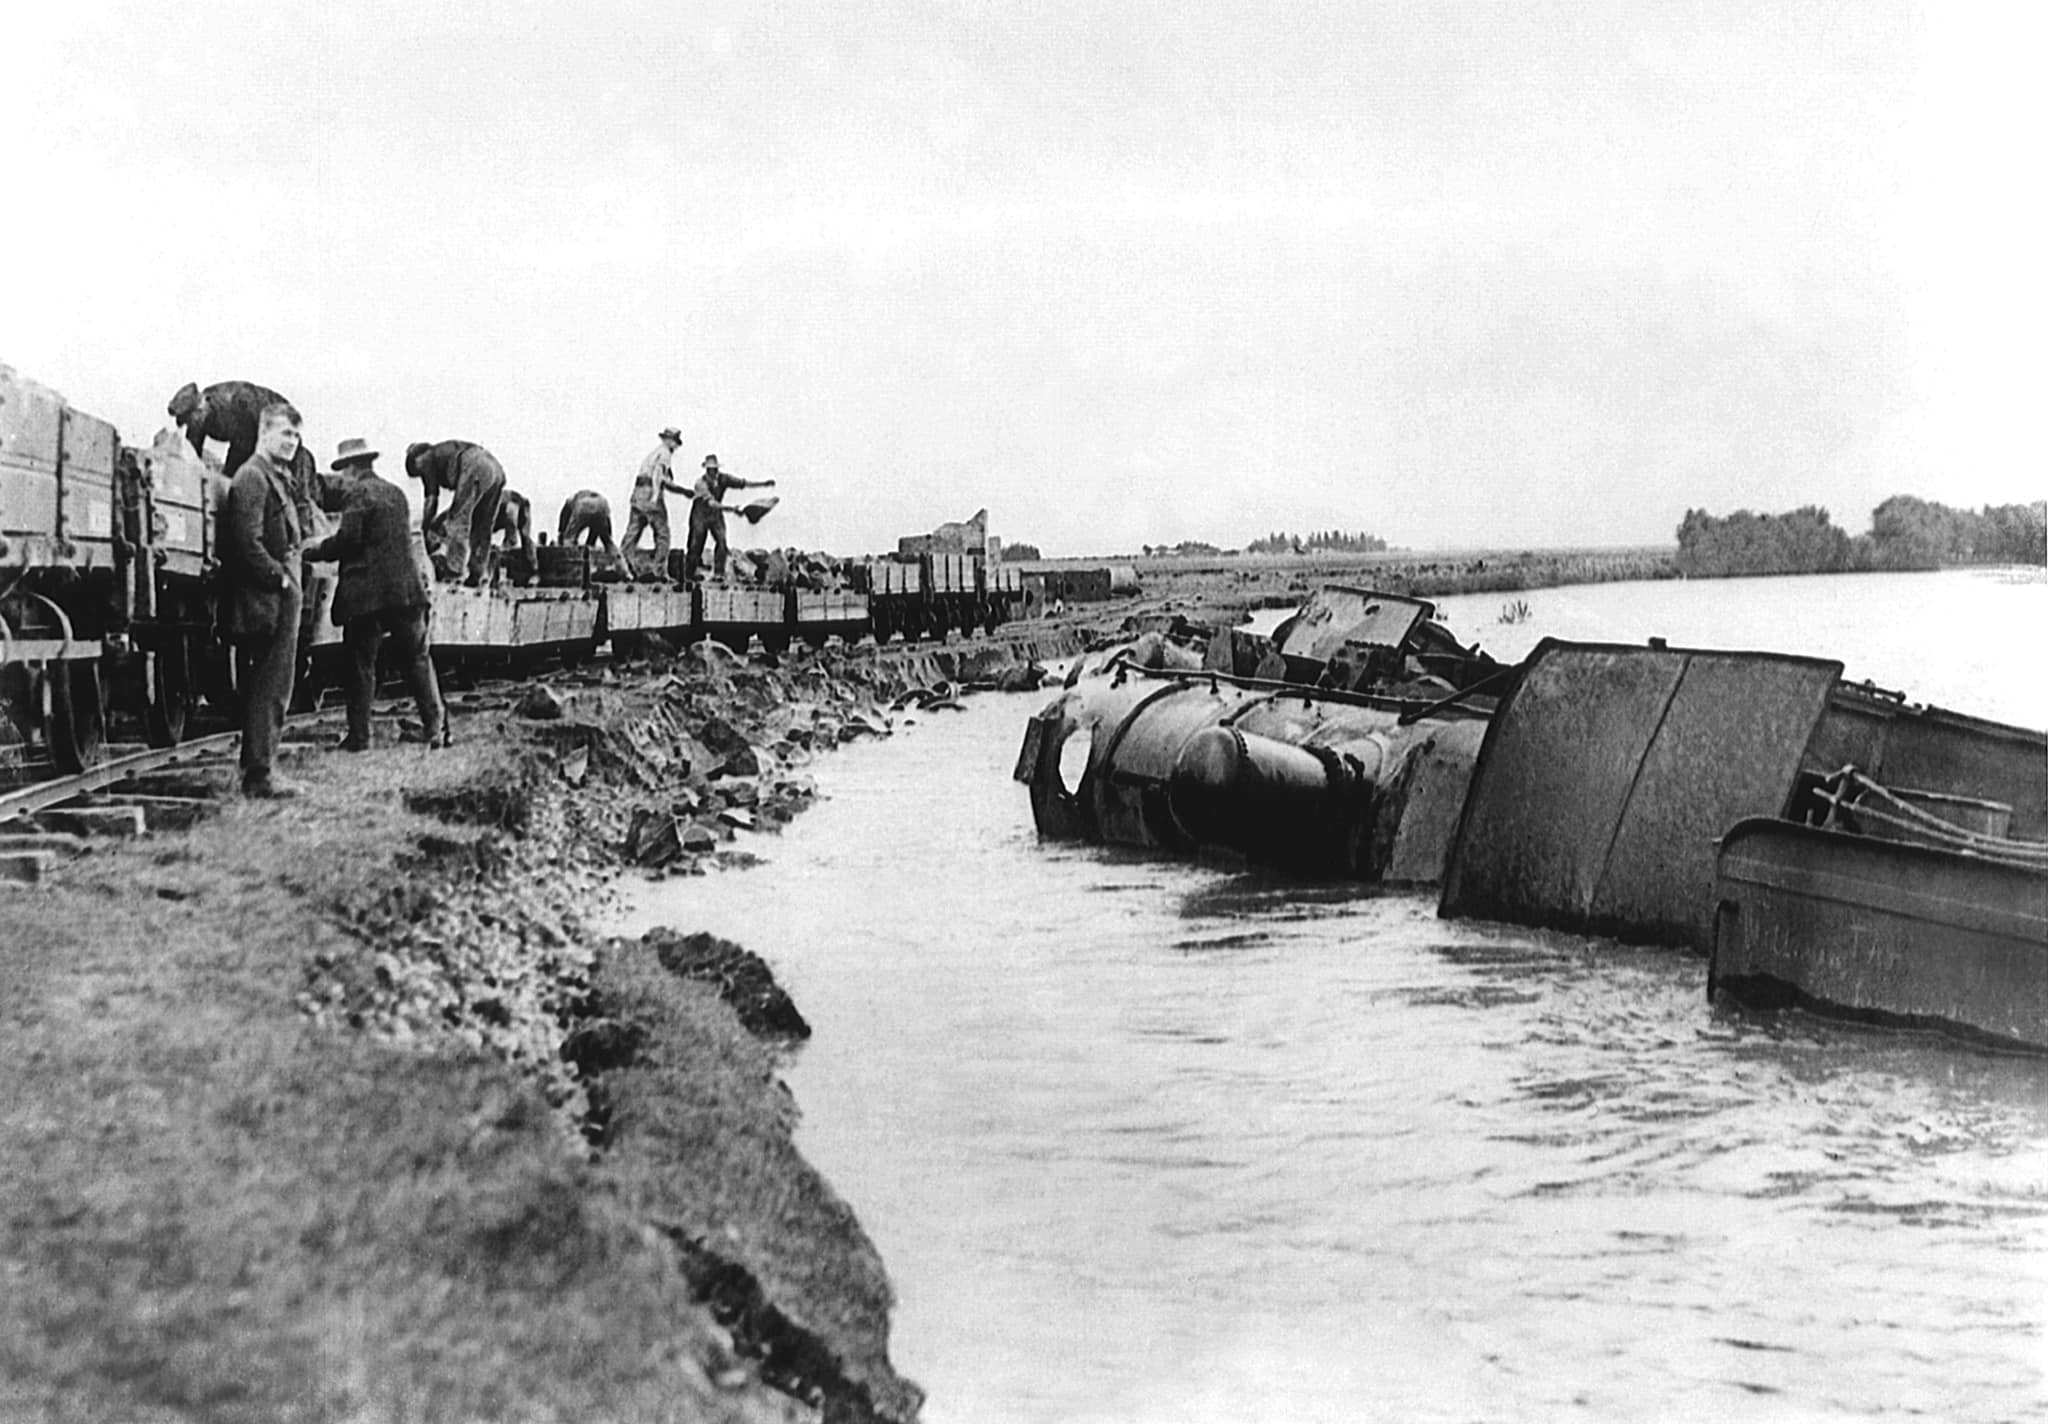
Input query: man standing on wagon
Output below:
<box><xmin>404</xmin><ymin>439</ymin><xmax>506</xmax><ymax>585</ymax></box>
<box><xmin>684</xmin><ymin>454</ymin><xmax>775</xmax><ymax>583</ymax></box>
<box><xmin>622</xmin><ymin>426</ymin><xmax>688</xmax><ymax>579</ymax></box>
<box><xmin>168</xmin><ymin>378</ymin><xmax>320</xmax><ymax>532</ymax></box>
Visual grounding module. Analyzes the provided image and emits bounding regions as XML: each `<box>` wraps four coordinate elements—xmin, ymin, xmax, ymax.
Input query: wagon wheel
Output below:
<box><xmin>290</xmin><ymin>646</ymin><xmax>331</xmax><ymax>713</ymax></box>
<box><xmin>142</xmin><ymin>638</ymin><xmax>195</xmax><ymax>748</ymax></box>
<box><xmin>44</xmin><ymin>660</ymin><xmax>106</xmax><ymax>774</ymax></box>
<box><xmin>0</xmin><ymin>661</ymin><xmax>34</xmax><ymax>746</ymax></box>
<box><xmin>194</xmin><ymin>627</ymin><xmax>239</xmax><ymax>713</ymax></box>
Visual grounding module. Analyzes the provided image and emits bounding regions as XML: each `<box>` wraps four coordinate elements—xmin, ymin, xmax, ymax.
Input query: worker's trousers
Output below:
<box><xmin>341</xmin><ymin>604</ymin><xmax>444</xmax><ymax>747</ymax></box>
<box><xmin>684</xmin><ymin>502</ymin><xmax>728</xmax><ymax>581</ymax></box>
<box><xmin>622</xmin><ymin>502</ymin><xmax>670</xmax><ymax>578</ymax></box>
<box><xmin>436</xmin><ymin>450</ymin><xmax>506</xmax><ymax>586</ymax></box>
<box><xmin>235</xmin><ymin>584</ymin><xmax>302</xmax><ymax>787</ymax></box>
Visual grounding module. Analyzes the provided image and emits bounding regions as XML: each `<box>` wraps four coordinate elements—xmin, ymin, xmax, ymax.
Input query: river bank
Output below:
<box><xmin>0</xmin><ymin>627</ymin><xmax>1077</xmax><ymax>1423</ymax></box>
<box><xmin>1090</xmin><ymin>543</ymin><xmax>2042</xmax><ymax>631</ymax></box>
<box><xmin>1079</xmin><ymin>545</ymin><xmax>1680</xmax><ymax>627</ymax></box>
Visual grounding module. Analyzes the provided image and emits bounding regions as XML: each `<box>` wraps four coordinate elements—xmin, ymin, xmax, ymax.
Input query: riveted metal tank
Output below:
<box><xmin>1015</xmin><ymin>661</ymin><xmax>1490</xmax><ymax>884</ymax></box>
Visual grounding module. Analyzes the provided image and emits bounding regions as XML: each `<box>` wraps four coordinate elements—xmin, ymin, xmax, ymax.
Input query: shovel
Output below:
<box><xmin>722</xmin><ymin>495</ymin><xmax>780</xmax><ymax>525</ymax></box>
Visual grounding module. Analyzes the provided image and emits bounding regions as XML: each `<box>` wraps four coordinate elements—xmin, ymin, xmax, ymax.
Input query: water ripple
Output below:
<box><xmin>621</xmin><ymin>625</ymin><xmax>2048</xmax><ymax>1424</ymax></box>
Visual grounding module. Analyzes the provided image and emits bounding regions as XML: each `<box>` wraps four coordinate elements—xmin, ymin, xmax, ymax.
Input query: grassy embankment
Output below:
<box><xmin>1029</xmin><ymin>545</ymin><xmax>1679</xmax><ymax>626</ymax></box>
<box><xmin>0</xmin><ymin>632</ymin><xmax>1075</xmax><ymax>1423</ymax></box>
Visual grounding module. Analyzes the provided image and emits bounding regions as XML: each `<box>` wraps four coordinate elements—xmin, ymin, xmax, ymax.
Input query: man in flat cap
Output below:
<box><xmin>622</xmin><ymin>426</ymin><xmax>688</xmax><ymax>579</ymax></box>
<box><xmin>305</xmin><ymin>438</ymin><xmax>447</xmax><ymax>750</ymax></box>
<box><xmin>404</xmin><ymin>438</ymin><xmax>507</xmax><ymax>585</ymax></box>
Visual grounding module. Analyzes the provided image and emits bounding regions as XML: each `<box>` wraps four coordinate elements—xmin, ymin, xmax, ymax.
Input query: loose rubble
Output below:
<box><xmin>285</xmin><ymin>630</ymin><xmax>1078</xmax><ymax>1420</ymax></box>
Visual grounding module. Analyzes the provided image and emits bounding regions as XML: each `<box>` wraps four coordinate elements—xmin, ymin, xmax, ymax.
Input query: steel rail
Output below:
<box><xmin>0</xmin><ymin>731</ymin><xmax>240</xmax><ymax>822</ymax></box>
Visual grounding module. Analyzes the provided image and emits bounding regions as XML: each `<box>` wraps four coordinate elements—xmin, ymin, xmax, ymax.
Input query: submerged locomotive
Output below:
<box><xmin>1016</xmin><ymin>587</ymin><xmax>1507</xmax><ymax>885</ymax></box>
<box><xmin>1019</xmin><ymin>583</ymin><xmax>2048</xmax><ymax>1053</ymax></box>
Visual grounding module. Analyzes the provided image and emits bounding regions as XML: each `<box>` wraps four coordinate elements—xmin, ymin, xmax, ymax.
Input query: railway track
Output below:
<box><xmin>0</xmin><ymin>731</ymin><xmax>248</xmax><ymax>884</ymax></box>
<box><xmin>0</xmin><ymin>661</ymin><xmax>593</xmax><ymax>885</ymax></box>
<box><xmin>0</xmin><ymin>731</ymin><xmax>242</xmax><ymax>821</ymax></box>
<box><xmin>0</xmin><ymin>629</ymin><xmax>1034</xmax><ymax>884</ymax></box>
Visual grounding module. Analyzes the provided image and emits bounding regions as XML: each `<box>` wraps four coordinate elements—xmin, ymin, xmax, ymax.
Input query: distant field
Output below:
<box><xmin>1014</xmin><ymin>544</ymin><xmax>1676</xmax><ymax>574</ymax></box>
<box><xmin>1013</xmin><ymin>545</ymin><xmax>1681</xmax><ymax>617</ymax></box>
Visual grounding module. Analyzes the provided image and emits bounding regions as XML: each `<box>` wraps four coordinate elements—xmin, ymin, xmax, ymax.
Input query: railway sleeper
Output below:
<box><xmin>29</xmin><ymin>805</ymin><xmax>146</xmax><ymax>838</ymax></box>
<box><xmin>0</xmin><ymin>849</ymin><xmax>58</xmax><ymax>885</ymax></box>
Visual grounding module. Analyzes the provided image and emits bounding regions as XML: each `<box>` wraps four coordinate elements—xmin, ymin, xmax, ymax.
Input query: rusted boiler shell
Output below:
<box><xmin>1017</xmin><ymin>673</ymin><xmax>1487</xmax><ymax>885</ymax></box>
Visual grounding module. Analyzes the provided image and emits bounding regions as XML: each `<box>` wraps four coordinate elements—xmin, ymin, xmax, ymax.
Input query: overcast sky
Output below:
<box><xmin>7</xmin><ymin>2</ymin><xmax>2042</xmax><ymax>556</ymax></box>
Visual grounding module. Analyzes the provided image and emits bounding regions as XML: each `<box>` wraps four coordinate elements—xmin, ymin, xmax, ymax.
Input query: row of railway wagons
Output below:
<box><xmin>411</xmin><ymin>551</ymin><xmax>1024</xmax><ymax>669</ymax></box>
<box><xmin>1</xmin><ymin>365</ymin><xmax>1026</xmax><ymax>770</ymax></box>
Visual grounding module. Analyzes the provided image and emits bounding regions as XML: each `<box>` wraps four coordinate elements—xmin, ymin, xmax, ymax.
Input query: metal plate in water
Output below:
<box><xmin>1277</xmin><ymin>585</ymin><xmax>1434</xmax><ymax>663</ymax></box>
<box><xmin>1711</xmin><ymin>817</ymin><xmax>2048</xmax><ymax>1051</ymax></box>
<box><xmin>1439</xmin><ymin>639</ymin><xmax>1842</xmax><ymax>949</ymax></box>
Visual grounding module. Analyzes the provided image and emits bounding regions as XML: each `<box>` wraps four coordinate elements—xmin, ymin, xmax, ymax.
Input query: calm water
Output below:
<box><xmin>618</xmin><ymin>570</ymin><xmax>2048</xmax><ymax>1423</ymax></box>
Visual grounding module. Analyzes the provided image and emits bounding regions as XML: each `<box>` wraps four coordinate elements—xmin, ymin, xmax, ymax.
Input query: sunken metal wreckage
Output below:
<box><xmin>1017</xmin><ymin>584</ymin><xmax>2048</xmax><ymax>1054</ymax></box>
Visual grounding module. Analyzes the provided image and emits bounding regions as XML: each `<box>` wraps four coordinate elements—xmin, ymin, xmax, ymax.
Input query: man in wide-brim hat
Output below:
<box><xmin>685</xmin><ymin>452</ymin><xmax>775</xmax><ymax>583</ymax></box>
<box><xmin>623</xmin><ymin>425</ymin><xmax>689</xmax><ymax>579</ymax></box>
<box><xmin>331</xmin><ymin>436</ymin><xmax>378</xmax><ymax>468</ymax></box>
<box><xmin>302</xmin><ymin>438</ymin><xmax>448</xmax><ymax>751</ymax></box>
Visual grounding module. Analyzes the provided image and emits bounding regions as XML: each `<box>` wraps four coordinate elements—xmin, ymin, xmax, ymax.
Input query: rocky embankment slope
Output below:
<box><xmin>0</xmin><ymin>628</ymin><xmax>1076</xmax><ymax>1424</ymax></box>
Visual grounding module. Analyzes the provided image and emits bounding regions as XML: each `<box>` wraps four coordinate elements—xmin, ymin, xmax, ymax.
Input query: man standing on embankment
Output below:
<box><xmin>303</xmin><ymin>437</ymin><xmax>447</xmax><ymax>751</ymax></box>
<box><xmin>220</xmin><ymin>402</ymin><xmax>306</xmax><ymax>798</ymax></box>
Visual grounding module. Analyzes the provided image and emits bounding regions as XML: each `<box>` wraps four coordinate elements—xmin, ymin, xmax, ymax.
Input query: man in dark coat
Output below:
<box><xmin>167</xmin><ymin>378</ymin><xmax>320</xmax><ymax>530</ymax></box>
<box><xmin>220</xmin><ymin>401</ymin><xmax>306</xmax><ymax>797</ymax></box>
<box><xmin>304</xmin><ymin>438</ymin><xmax>447</xmax><ymax>751</ymax></box>
<box><xmin>405</xmin><ymin>439</ymin><xmax>506</xmax><ymax>586</ymax></box>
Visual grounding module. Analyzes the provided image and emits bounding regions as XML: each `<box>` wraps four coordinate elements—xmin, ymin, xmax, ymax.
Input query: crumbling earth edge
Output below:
<box><xmin>0</xmin><ymin>629</ymin><xmax>1076</xmax><ymax>1424</ymax></box>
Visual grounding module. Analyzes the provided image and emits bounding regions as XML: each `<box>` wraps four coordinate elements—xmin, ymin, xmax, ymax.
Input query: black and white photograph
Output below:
<box><xmin>3</xmin><ymin>3</ymin><xmax>2044</xmax><ymax>1420</ymax></box>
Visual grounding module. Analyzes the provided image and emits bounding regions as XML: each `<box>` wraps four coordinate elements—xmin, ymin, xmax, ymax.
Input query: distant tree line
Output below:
<box><xmin>1141</xmin><ymin>540</ymin><xmax>1223</xmax><ymax>557</ymax></box>
<box><xmin>1000</xmin><ymin>542</ymin><xmax>1042</xmax><ymax>561</ymax></box>
<box><xmin>1676</xmin><ymin>497</ymin><xmax>2047</xmax><ymax>577</ymax></box>
<box><xmin>1674</xmin><ymin>505</ymin><xmax>1855</xmax><ymax>576</ymax></box>
<box><xmin>1864</xmin><ymin>495</ymin><xmax>2046</xmax><ymax>569</ymax></box>
<box><xmin>1245</xmin><ymin>529</ymin><xmax>1389</xmax><ymax>555</ymax></box>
